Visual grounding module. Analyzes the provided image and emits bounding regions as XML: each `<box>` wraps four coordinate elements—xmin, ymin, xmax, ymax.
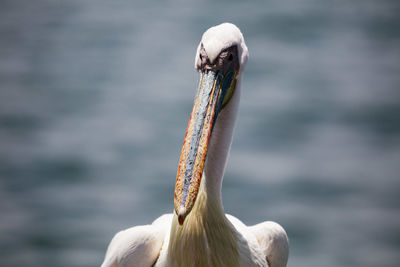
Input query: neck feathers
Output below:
<box><xmin>168</xmin><ymin>80</ymin><xmax>241</xmax><ymax>267</ymax></box>
<box><xmin>168</xmin><ymin>183</ymin><xmax>239</xmax><ymax>267</ymax></box>
<box><xmin>203</xmin><ymin>78</ymin><xmax>241</xmax><ymax>198</ymax></box>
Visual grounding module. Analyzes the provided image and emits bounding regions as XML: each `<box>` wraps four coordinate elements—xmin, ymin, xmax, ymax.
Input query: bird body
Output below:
<box><xmin>101</xmin><ymin>23</ymin><xmax>289</xmax><ymax>267</ymax></box>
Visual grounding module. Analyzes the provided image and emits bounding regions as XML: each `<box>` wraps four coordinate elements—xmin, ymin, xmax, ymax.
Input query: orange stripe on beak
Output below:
<box><xmin>174</xmin><ymin>71</ymin><xmax>221</xmax><ymax>225</ymax></box>
<box><xmin>174</xmin><ymin>69</ymin><xmax>237</xmax><ymax>225</ymax></box>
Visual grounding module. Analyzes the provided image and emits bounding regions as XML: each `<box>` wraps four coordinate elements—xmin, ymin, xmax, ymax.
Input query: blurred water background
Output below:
<box><xmin>1</xmin><ymin>0</ymin><xmax>400</xmax><ymax>266</ymax></box>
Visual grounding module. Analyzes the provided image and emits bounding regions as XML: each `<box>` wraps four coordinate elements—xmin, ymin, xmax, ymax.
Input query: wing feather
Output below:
<box><xmin>249</xmin><ymin>221</ymin><xmax>289</xmax><ymax>267</ymax></box>
<box><xmin>101</xmin><ymin>214</ymin><xmax>172</xmax><ymax>267</ymax></box>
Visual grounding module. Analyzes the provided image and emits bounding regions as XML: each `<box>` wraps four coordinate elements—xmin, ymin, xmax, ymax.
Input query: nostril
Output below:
<box><xmin>228</xmin><ymin>54</ymin><xmax>233</xmax><ymax>61</ymax></box>
<box><xmin>200</xmin><ymin>54</ymin><xmax>203</xmax><ymax>60</ymax></box>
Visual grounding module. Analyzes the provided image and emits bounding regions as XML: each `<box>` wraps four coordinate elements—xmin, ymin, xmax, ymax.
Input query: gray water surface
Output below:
<box><xmin>1</xmin><ymin>1</ymin><xmax>400</xmax><ymax>266</ymax></box>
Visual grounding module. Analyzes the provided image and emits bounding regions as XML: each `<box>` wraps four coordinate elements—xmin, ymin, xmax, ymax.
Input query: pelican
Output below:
<box><xmin>101</xmin><ymin>23</ymin><xmax>289</xmax><ymax>267</ymax></box>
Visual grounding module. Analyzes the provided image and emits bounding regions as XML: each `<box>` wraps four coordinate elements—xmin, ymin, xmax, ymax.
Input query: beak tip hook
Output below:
<box><xmin>178</xmin><ymin>206</ymin><xmax>186</xmax><ymax>225</ymax></box>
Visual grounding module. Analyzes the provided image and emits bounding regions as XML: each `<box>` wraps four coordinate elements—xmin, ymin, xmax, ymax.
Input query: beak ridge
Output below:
<box><xmin>174</xmin><ymin>70</ymin><xmax>236</xmax><ymax>225</ymax></box>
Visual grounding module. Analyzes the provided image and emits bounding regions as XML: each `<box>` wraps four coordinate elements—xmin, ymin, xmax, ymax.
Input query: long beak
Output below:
<box><xmin>174</xmin><ymin>69</ymin><xmax>237</xmax><ymax>225</ymax></box>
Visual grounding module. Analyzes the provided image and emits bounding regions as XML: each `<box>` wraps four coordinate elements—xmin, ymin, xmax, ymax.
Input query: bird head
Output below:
<box><xmin>174</xmin><ymin>23</ymin><xmax>248</xmax><ymax>225</ymax></box>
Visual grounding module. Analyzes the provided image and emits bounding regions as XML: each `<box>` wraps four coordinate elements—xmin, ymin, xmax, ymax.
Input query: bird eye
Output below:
<box><xmin>228</xmin><ymin>54</ymin><xmax>233</xmax><ymax>61</ymax></box>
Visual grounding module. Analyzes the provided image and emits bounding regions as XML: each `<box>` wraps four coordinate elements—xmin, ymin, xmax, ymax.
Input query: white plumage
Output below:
<box><xmin>101</xmin><ymin>23</ymin><xmax>289</xmax><ymax>267</ymax></box>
